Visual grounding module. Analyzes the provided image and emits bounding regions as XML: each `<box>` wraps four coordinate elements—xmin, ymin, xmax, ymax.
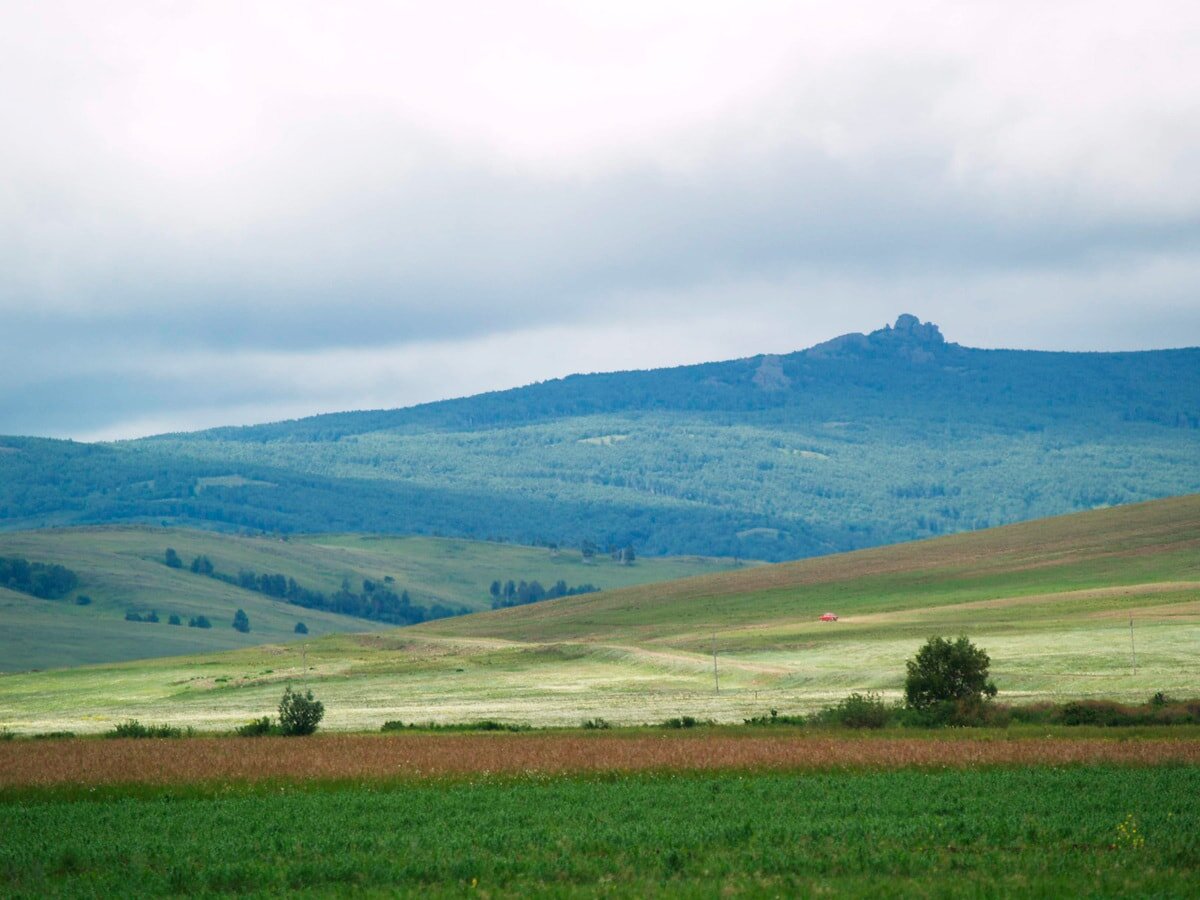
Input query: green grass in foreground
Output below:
<box><xmin>2</xmin><ymin>767</ymin><xmax>1197</xmax><ymax>897</ymax></box>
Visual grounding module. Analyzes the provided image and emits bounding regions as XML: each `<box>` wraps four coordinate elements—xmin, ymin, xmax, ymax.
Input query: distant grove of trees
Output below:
<box><xmin>489</xmin><ymin>577</ymin><xmax>599</xmax><ymax>609</ymax></box>
<box><xmin>0</xmin><ymin>556</ymin><xmax>79</xmax><ymax>600</ymax></box>
<box><xmin>183</xmin><ymin>553</ymin><xmax>467</xmax><ymax>625</ymax></box>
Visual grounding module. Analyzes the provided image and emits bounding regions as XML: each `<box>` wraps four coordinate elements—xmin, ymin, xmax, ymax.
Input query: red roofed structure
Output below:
<box><xmin>819</xmin><ymin>612</ymin><xmax>839</xmax><ymax>622</ymax></box>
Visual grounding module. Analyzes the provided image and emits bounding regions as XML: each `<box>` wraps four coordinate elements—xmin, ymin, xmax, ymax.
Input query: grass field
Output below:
<box><xmin>0</xmin><ymin>527</ymin><xmax>741</xmax><ymax>671</ymax></box>
<box><xmin>2</xmin><ymin>495</ymin><xmax>1196</xmax><ymax>734</ymax></box>
<box><xmin>2</xmin><ymin>759</ymin><xmax>1197</xmax><ymax>896</ymax></box>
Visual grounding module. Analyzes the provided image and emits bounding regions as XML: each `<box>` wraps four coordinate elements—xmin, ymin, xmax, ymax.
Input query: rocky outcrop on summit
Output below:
<box><xmin>807</xmin><ymin>314</ymin><xmax>950</xmax><ymax>362</ymax></box>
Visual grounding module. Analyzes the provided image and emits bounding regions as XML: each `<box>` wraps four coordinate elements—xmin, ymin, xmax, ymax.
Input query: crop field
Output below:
<box><xmin>1</xmin><ymin>752</ymin><xmax>1197</xmax><ymax>897</ymax></box>
<box><xmin>0</xmin><ymin>526</ymin><xmax>739</xmax><ymax>672</ymax></box>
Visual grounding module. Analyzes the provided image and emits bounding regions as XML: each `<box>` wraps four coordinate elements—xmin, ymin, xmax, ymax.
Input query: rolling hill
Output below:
<box><xmin>2</xmin><ymin>315</ymin><xmax>1197</xmax><ymax>560</ymax></box>
<box><xmin>0</xmin><ymin>528</ymin><xmax>742</xmax><ymax>672</ymax></box>
<box><xmin>2</xmin><ymin>494</ymin><xmax>1196</xmax><ymax>733</ymax></box>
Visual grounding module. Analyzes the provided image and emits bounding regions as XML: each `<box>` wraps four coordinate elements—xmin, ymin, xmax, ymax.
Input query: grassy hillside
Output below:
<box><xmin>3</xmin><ymin>316</ymin><xmax>1197</xmax><ymax>559</ymax></box>
<box><xmin>0</xmin><ymin>528</ymin><xmax>742</xmax><ymax>672</ymax></box>
<box><xmin>1</xmin><ymin>496</ymin><xmax>1196</xmax><ymax>733</ymax></box>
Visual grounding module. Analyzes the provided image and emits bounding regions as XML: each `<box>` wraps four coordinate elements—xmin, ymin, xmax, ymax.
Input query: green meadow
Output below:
<box><xmin>0</xmin><ymin>527</ymin><xmax>740</xmax><ymax>672</ymax></box>
<box><xmin>1</xmin><ymin>496</ymin><xmax>1196</xmax><ymax>734</ymax></box>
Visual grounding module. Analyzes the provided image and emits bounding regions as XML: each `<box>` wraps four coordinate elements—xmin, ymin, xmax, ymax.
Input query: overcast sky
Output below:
<box><xmin>4</xmin><ymin>1</ymin><xmax>1200</xmax><ymax>440</ymax></box>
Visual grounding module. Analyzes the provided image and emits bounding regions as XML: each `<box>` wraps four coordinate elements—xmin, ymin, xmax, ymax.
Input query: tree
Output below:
<box><xmin>489</xmin><ymin>580</ymin><xmax>501</xmax><ymax>600</ymax></box>
<box><xmin>232</xmin><ymin>608</ymin><xmax>250</xmax><ymax>633</ymax></box>
<box><xmin>164</xmin><ymin>548</ymin><xmax>182</xmax><ymax>569</ymax></box>
<box><xmin>168</xmin><ymin>613</ymin><xmax>182</xmax><ymax>625</ymax></box>
<box><xmin>190</xmin><ymin>555</ymin><xmax>214</xmax><ymax>575</ymax></box>
<box><xmin>904</xmin><ymin>636</ymin><xmax>997</xmax><ymax>710</ymax></box>
<box><xmin>294</xmin><ymin>621</ymin><xmax>308</xmax><ymax>634</ymax></box>
<box><xmin>278</xmin><ymin>686</ymin><xmax>324</xmax><ymax>736</ymax></box>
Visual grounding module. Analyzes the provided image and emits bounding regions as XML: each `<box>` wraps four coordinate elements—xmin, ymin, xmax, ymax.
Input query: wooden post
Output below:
<box><xmin>1129</xmin><ymin>617</ymin><xmax>1137</xmax><ymax>675</ymax></box>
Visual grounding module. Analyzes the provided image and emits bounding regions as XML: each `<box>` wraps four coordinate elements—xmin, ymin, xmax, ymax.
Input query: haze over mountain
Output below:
<box><xmin>2</xmin><ymin>315</ymin><xmax>1196</xmax><ymax>560</ymax></box>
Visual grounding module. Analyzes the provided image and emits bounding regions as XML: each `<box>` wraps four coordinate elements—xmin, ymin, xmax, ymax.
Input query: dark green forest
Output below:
<box><xmin>1</xmin><ymin>317</ymin><xmax>1197</xmax><ymax>560</ymax></box>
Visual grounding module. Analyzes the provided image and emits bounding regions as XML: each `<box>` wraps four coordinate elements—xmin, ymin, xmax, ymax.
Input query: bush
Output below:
<box><xmin>660</xmin><ymin>716</ymin><xmax>714</xmax><ymax>729</ymax></box>
<box><xmin>278</xmin><ymin>687</ymin><xmax>324</xmax><ymax>736</ymax></box>
<box><xmin>145</xmin><ymin>610</ymin><xmax>160</xmax><ymax>624</ymax></box>
<box><xmin>164</xmin><ymin>548</ymin><xmax>182</xmax><ymax>569</ymax></box>
<box><xmin>815</xmin><ymin>692</ymin><xmax>893</xmax><ymax>729</ymax></box>
<box><xmin>189</xmin><ymin>615</ymin><xmax>212</xmax><ymax>628</ymax></box>
<box><xmin>744</xmin><ymin>709</ymin><xmax>807</xmax><ymax>726</ymax></box>
<box><xmin>905</xmin><ymin>636</ymin><xmax>997</xmax><ymax>710</ymax></box>
<box><xmin>168</xmin><ymin>613</ymin><xmax>182</xmax><ymax>625</ymax></box>
<box><xmin>75</xmin><ymin>595</ymin><xmax>92</xmax><ymax>606</ymax></box>
<box><xmin>581</xmin><ymin>718</ymin><xmax>612</xmax><ymax>730</ymax></box>
<box><xmin>232</xmin><ymin>609</ymin><xmax>250</xmax><ymax>633</ymax></box>
<box><xmin>0</xmin><ymin>729</ymin><xmax>14</xmax><ymax>741</ymax></box>
<box><xmin>235</xmin><ymin>717</ymin><xmax>276</xmax><ymax>737</ymax></box>
<box><xmin>107</xmin><ymin>720</ymin><xmax>185</xmax><ymax>739</ymax></box>
<box><xmin>294</xmin><ymin>621</ymin><xmax>308</xmax><ymax>634</ymax></box>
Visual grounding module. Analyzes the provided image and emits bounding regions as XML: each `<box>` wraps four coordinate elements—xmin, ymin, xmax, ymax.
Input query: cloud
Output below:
<box><xmin>3</xmin><ymin>1</ymin><xmax>1199</xmax><ymax>437</ymax></box>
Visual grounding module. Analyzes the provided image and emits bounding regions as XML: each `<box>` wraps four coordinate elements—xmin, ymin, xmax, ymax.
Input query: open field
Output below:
<box><xmin>2</xmin><ymin>732</ymin><xmax>1199</xmax><ymax>786</ymax></box>
<box><xmin>0</xmin><ymin>526</ymin><xmax>741</xmax><ymax>671</ymax></box>
<box><xmin>2</xmin><ymin>761</ymin><xmax>1197</xmax><ymax>897</ymax></box>
<box><xmin>1</xmin><ymin>496</ymin><xmax>1196</xmax><ymax>733</ymax></box>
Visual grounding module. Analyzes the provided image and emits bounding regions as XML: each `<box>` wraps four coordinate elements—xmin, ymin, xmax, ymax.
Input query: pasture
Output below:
<box><xmin>1</xmin><ymin>496</ymin><xmax>1196</xmax><ymax>734</ymax></box>
<box><xmin>0</xmin><ymin>527</ymin><xmax>739</xmax><ymax>671</ymax></box>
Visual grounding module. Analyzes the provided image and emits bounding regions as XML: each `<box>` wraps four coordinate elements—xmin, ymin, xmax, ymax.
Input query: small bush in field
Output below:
<box><xmin>108</xmin><ymin>720</ymin><xmax>186</xmax><ymax>739</ymax></box>
<box><xmin>278</xmin><ymin>687</ymin><xmax>324</xmax><ymax>736</ymax></box>
<box><xmin>744</xmin><ymin>709</ymin><xmax>807</xmax><ymax>726</ymax></box>
<box><xmin>235</xmin><ymin>717</ymin><xmax>276</xmax><ymax>737</ymax></box>
<box><xmin>660</xmin><ymin>716</ymin><xmax>714</xmax><ymax>729</ymax></box>
<box><xmin>581</xmin><ymin>718</ymin><xmax>612</xmax><ymax>730</ymax></box>
<box><xmin>825</xmin><ymin>692</ymin><xmax>893</xmax><ymax>729</ymax></box>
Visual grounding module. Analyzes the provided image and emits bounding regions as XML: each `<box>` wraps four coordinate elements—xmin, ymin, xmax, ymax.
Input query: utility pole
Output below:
<box><xmin>1129</xmin><ymin>617</ymin><xmax>1137</xmax><ymax>675</ymax></box>
<box><xmin>712</xmin><ymin>627</ymin><xmax>719</xmax><ymax>694</ymax></box>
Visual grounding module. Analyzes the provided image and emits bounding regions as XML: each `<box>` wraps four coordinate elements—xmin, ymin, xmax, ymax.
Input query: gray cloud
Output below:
<box><xmin>3</xmin><ymin>2</ymin><xmax>1199</xmax><ymax>437</ymax></box>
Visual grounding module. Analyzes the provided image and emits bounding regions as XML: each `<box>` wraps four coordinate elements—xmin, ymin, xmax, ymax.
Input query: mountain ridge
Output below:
<box><xmin>2</xmin><ymin>315</ymin><xmax>1197</xmax><ymax>560</ymax></box>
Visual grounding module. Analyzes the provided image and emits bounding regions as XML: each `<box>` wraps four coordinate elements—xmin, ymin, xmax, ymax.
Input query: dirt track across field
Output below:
<box><xmin>2</xmin><ymin>733</ymin><xmax>1197</xmax><ymax>787</ymax></box>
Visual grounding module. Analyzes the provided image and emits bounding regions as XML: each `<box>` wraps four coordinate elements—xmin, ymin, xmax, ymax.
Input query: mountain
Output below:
<box><xmin>3</xmin><ymin>494</ymin><xmax>1196</xmax><ymax>732</ymax></box>
<box><xmin>1</xmin><ymin>315</ymin><xmax>1197</xmax><ymax>560</ymax></box>
<box><xmin>0</xmin><ymin>527</ymin><xmax>740</xmax><ymax>672</ymax></box>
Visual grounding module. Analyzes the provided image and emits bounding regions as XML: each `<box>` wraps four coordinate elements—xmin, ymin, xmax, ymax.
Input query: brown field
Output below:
<box><xmin>2</xmin><ymin>732</ymin><xmax>1197</xmax><ymax>787</ymax></box>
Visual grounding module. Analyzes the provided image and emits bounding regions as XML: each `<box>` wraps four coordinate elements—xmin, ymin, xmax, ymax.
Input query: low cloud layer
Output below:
<box><xmin>4</xmin><ymin>1</ymin><xmax>1200</xmax><ymax>438</ymax></box>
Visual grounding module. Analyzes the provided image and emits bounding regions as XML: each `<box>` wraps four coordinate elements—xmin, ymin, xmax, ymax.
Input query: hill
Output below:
<box><xmin>0</xmin><ymin>527</ymin><xmax>742</xmax><ymax>672</ymax></box>
<box><xmin>2</xmin><ymin>495</ymin><xmax>1196</xmax><ymax>733</ymax></box>
<box><xmin>1</xmin><ymin>315</ymin><xmax>1197</xmax><ymax>560</ymax></box>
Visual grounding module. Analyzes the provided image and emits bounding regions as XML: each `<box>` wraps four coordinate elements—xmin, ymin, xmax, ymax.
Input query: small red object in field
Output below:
<box><xmin>819</xmin><ymin>612</ymin><xmax>839</xmax><ymax>622</ymax></box>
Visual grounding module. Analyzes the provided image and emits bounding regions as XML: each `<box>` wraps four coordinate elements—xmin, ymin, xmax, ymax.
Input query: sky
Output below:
<box><xmin>4</xmin><ymin>1</ymin><xmax>1200</xmax><ymax>440</ymax></box>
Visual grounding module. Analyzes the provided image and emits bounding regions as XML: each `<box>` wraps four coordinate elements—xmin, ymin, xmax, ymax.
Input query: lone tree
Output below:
<box><xmin>164</xmin><ymin>548</ymin><xmax>183</xmax><ymax>569</ymax></box>
<box><xmin>904</xmin><ymin>635</ymin><xmax>997</xmax><ymax>710</ymax></box>
<box><xmin>278</xmin><ymin>686</ymin><xmax>324</xmax><ymax>736</ymax></box>
<box><xmin>294</xmin><ymin>621</ymin><xmax>308</xmax><ymax>634</ymax></box>
<box><xmin>232</xmin><ymin>608</ymin><xmax>250</xmax><ymax>633</ymax></box>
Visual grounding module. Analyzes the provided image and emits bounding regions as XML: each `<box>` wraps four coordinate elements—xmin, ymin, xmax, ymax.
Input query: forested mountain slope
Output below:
<box><xmin>1</xmin><ymin>315</ymin><xmax>1197</xmax><ymax>559</ymax></box>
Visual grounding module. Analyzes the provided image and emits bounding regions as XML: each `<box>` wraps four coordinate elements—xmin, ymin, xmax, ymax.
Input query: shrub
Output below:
<box><xmin>816</xmin><ymin>692</ymin><xmax>893</xmax><ymax>729</ymax></box>
<box><xmin>189</xmin><ymin>615</ymin><xmax>212</xmax><ymax>628</ymax></box>
<box><xmin>581</xmin><ymin>718</ymin><xmax>612</xmax><ymax>730</ymax></box>
<box><xmin>235</xmin><ymin>717</ymin><xmax>276</xmax><ymax>737</ymax></box>
<box><xmin>145</xmin><ymin>610</ymin><xmax>160</xmax><ymax>624</ymax></box>
<box><xmin>108</xmin><ymin>720</ymin><xmax>185</xmax><ymax>739</ymax></box>
<box><xmin>164</xmin><ymin>548</ymin><xmax>182</xmax><ymax>569</ymax></box>
<box><xmin>278</xmin><ymin>687</ymin><xmax>324</xmax><ymax>736</ymax></box>
<box><xmin>905</xmin><ymin>636</ymin><xmax>997</xmax><ymax>710</ymax></box>
<box><xmin>75</xmin><ymin>595</ymin><xmax>92</xmax><ymax>606</ymax></box>
<box><xmin>32</xmin><ymin>731</ymin><xmax>75</xmax><ymax>740</ymax></box>
<box><xmin>744</xmin><ymin>709</ymin><xmax>807</xmax><ymax>726</ymax></box>
<box><xmin>294</xmin><ymin>621</ymin><xmax>308</xmax><ymax>634</ymax></box>
<box><xmin>0</xmin><ymin>729</ymin><xmax>14</xmax><ymax>741</ymax></box>
<box><xmin>168</xmin><ymin>613</ymin><xmax>182</xmax><ymax>625</ymax></box>
<box><xmin>660</xmin><ymin>716</ymin><xmax>714</xmax><ymax>729</ymax></box>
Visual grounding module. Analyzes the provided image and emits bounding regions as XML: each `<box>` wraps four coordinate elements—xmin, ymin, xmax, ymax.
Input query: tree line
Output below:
<box><xmin>0</xmin><ymin>555</ymin><xmax>79</xmax><ymax>600</ymax></box>
<box><xmin>489</xmin><ymin>578</ymin><xmax>599</xmax><ymax>609</ymax></box>
<box><xmin>179</xmin><ymin>552</ymin><xmax>467</xmax><ymax>625</ymax></box>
